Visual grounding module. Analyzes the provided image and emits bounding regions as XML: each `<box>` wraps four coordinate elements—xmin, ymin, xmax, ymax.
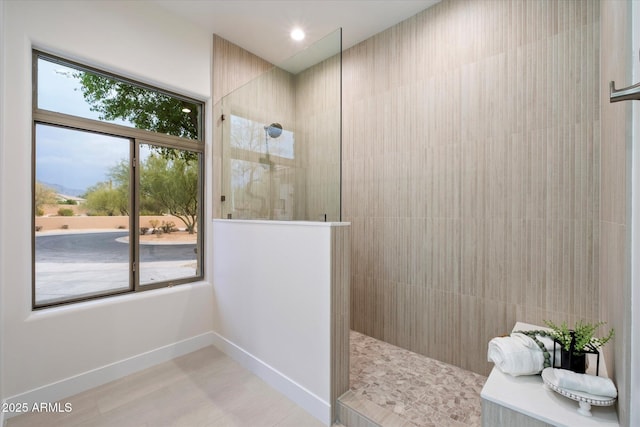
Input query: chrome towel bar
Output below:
<box><xmin>610</xmin><ymin>80</ymin><xmax>640</xmax><ymax>102</ymax></box>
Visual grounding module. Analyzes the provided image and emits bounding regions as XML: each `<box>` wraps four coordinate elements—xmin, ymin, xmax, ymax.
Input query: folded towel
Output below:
<box><xmin>488</xmin><ymin>333</ymin><xmax>544</xmax><ymax>376</ymax></box>
<box><xmin>549</xmin><ymin>368</ymin><xmax>617</xmax><ymax>398</ymax></box>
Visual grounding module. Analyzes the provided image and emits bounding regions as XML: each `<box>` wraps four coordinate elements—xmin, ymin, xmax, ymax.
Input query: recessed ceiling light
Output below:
<box><xmin>182</xmin><ymin>108</ymin><xmax>191</xmax><ymax>113</ymax></box>
<box><xmin>290</xmin><ymin>28</ymin><xmax>305</xmax><ymax>41</ymax></box>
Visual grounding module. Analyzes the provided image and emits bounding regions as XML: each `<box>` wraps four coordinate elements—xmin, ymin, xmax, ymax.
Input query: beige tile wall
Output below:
<box><xmin>331</xmin><ymin>225</ymin><xmax>351</xmax><ymax>421</ymax></box>
<box><xmin>212</xmin><ymin>36</ymin><xmax>273</xmax><ymax>106</ymax></box>
<box><xmin>343</xmin><ymin>0</ymin><xmax>601</xmax><ymax>375</ymax></box>
<box><xmin>294</xmin><ymin>54</ymin><xmax>342</xmax><ymax>221</ymax></box>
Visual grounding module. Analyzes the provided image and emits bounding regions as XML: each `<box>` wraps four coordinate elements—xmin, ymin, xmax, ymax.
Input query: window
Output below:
<box><xmin>33</xmin><ymin>51</ymin><xmax>204</xmax><ymax>308</ymax></box>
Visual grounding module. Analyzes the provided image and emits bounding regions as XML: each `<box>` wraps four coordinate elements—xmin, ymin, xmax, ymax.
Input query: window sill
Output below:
<box><xmin>27</xmin><ymin>280</ymin><xmax>211</xmax><ymax>320</ymax></box>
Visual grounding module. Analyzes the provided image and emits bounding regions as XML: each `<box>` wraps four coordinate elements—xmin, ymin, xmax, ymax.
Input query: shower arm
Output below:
<box><xmin>610</xmin><ymin>80</ymin><xmax>640</xmax><ymax>102</ymax></box>
<box><xmin>263</xmin><ymin>123</ymin><xmax>282</xmax><ymax>161</ymax></box>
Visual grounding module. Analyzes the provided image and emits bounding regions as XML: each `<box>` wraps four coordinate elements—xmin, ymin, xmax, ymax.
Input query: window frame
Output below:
<box><xmin>32</xmin><ymin>50</ymin><xmax>205</xmax><ymax>309</ymax></box>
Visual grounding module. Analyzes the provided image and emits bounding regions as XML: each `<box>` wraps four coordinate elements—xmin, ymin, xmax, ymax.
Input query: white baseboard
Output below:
<box><xmin>211</xmin><ymin>331</ymin><xmax>331</xmax><ymax>426</ymax></box>
<box><xmin>2</xmin><ymin>331</ymin><xmax>214</xmax><ymax>420</ymax></box>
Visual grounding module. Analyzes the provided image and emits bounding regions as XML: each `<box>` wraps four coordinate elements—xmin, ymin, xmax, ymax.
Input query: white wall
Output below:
<box><xmin>0</xmin><ymin>0</ymin><xmax>213</xmax><ymax>405</ymax></box>
<box><xmin>212</xmin><ymin>219</ymin><xmax>348</xmax><ymax>425</ymax></box>
<box><xmin>0</xmin><ymin>0</ymin><xmax>5</xmax><ymax>413</ymax></box>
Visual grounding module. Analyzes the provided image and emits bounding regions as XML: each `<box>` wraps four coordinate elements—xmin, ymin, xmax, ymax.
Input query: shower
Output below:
<box><xmin>258</xmin><ymin>122</ymin><xmax>282</xmax><ymax>219</ymax></box>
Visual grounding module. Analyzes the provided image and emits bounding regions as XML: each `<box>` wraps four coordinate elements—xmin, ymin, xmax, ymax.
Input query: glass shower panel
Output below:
<box><xmin>220</xmin><ymin>28</ymin><xmax>342</xmax><ymax>221</ymax></box>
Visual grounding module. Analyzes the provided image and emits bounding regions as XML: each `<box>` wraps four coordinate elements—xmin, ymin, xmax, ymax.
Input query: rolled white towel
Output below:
<box><xmin>513</xmin><ymin>330</ymin><xmax>562</xmax><ymax>366</ymax></box>
<box><xmin>487</xmin><ymin>333</ymin><xmax>544</xmax><ymax>376</ymax></box>
<box><xmin>537</xmin><ymin>334</ymin><xmax>556</xmax><ymax>351</ymax></box>
<box><xmin>549</xmin><ymin>368</ymin><xmax>617</xmax><ymax>398</ymax></box>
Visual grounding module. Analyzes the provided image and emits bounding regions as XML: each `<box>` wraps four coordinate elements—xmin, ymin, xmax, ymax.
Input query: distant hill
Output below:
<box><xmin>39</xmin><ymin>181</ymin><xmax>86</xmax><ymax>197</ymax></box>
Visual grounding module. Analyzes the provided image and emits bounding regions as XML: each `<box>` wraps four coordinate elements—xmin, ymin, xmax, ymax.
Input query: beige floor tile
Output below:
<box><xmin>273</xmin><ymin>405</ymin><xmax>326</xmax><ymax>427</ymax></box>
<box><xmin>6</xmin><ymin>346</ymin><xmax>322</xmax><ymax>427</ymax></box>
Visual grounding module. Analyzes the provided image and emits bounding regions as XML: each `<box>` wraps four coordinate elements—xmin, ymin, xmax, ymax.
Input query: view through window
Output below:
<box><xmin>33</xmin><ymin>51</ymin><xmax>204</xmax><ymax>308</ymax></box>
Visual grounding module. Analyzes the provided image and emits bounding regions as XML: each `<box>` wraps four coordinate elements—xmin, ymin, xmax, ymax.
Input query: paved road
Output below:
<box><xmin>36</xmin><ymin>232</ymin><xmax>197</xmax><ymax>263</ymax></box>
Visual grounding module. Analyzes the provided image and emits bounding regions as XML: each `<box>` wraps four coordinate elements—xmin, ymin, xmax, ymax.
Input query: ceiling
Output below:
<box><xmin>150</xmin><ymin>0</ymin><xmax>440</xmax><ymax>66</ymax></box>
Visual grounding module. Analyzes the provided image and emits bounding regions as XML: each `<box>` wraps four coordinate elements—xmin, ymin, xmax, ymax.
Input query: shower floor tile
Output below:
<box><xmin>348</xmin><ymin>331</ymin><xmax>486</xmax><ymax>427</ymax></box>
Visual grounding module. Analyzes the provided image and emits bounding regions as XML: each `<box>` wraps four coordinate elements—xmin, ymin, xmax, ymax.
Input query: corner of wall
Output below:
<box><xmin>599</xmin><ymin>0</ymin><xmax>634</xmax><ymax>425</ymax></box>
<box><xmin>629</xmin><ymin>1</ymin><xmax>640</xmax><ymax>425</ymax></box>
<box><xmin>0</xmin><ymin>0</ymin><xmax>6</xmax><ymax>411</ymax></box>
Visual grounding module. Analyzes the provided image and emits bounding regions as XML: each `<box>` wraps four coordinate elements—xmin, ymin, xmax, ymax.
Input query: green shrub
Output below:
<box><xmin>161</xmin><ymin>221</ymin><xmax>177</xmax><ymax>234</ymax></box>
<box><xmin>57</xmin><ymin>208</ymin><xmax>74</xmax><ymax>216</ymax></box>
<box><xmin>36</xmin><ymin>207</ymin><xmax>44</xmax><ymax>216</ymax></box>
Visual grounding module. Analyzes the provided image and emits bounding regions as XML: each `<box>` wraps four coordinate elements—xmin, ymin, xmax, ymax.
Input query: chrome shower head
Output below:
<box><xmin>265</xmin><ymin>123</ymin><xmax>283</xmax><ymax>139</ymax></box>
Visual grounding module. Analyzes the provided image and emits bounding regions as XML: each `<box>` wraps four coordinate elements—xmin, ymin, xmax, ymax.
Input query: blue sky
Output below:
<box><xmin>36</xmin><ymin>58</ymin><xmax>132</xmax><ymax>192</ymax></box>
<box><xmin>36</xmin><ymin>124</ymin><xmax>130</xmax><ymax>194</ymax></box>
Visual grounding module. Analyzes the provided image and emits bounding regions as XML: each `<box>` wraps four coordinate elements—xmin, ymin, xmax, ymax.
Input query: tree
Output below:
<box><xmin>75</xmin><ymin>72</ymin><xmax>199</xmax><ymax>163</ymax></box>
<box><xmin>84</xmin><ymin>181</ymin><xmax>128</xmax><ymax>216</ymax></box>
<box><xmin>35</xmin><ymin>182</ymin><xmax>58</xmax><ymax>215</ymax></box>
<box><xmin>76</xmin><ymin>73</ymin><xmax>199</xmax><ymax>139</ymax></box>
<box><xmin>83</xmin><ymin>160</ymin><xmax>129</xmax><ymax>216</ymax></box>
<box><xmin>140</xmin><ymin>153</ymin><xmax>198</xmax><ymax>234</ymax></box>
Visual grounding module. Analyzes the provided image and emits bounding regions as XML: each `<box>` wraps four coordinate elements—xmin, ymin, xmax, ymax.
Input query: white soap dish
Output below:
<box><xmin>541</xmin><ymin>368</ymin><xmax>616</xmax><ymax>417</ymax></box>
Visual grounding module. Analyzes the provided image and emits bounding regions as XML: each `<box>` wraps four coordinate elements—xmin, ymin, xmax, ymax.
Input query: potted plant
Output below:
<box><xmin>544</xmin><ymin>320</ymin><xmax>615</xmax><ymax>374</ymax></box>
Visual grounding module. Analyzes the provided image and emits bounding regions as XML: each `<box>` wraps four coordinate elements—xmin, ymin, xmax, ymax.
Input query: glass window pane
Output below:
<box><xmin>37</xmin><ymin>55</ymin><xmax>201</xmax><ymax>141</ymax></box>
<box><xmin>34</xmin><ymin>124</ymin><xmax>132</xmax><ymax>305</ymax></box>
<box><xmin>138</xmin><ymin>145</ymin><xmax>199</xmax><ymax>285</ymax></box>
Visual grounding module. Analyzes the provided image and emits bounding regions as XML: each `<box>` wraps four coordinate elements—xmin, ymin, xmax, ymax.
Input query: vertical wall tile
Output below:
<box><xmin>214</xmin><ymin>0</ymin><xmax>605</xmax><ymax>380</ymax></box>
<box><xmin>344</xmin><ymin>0</ymin><xmax>600</xmax><ymax>375</ymax></box>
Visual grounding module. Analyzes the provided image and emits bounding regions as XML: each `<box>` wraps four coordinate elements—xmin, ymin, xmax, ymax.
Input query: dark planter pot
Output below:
<box><xmin>560</xmin><ymin>349</ymin><xmax>587</xmax><ymax>374</ymax></box>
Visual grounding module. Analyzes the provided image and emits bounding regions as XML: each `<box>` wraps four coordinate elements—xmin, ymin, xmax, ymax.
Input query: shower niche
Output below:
<box><xmin>220</xmin><ymin>29</ymin><xmax>342</xmax><ymax>221</ymax></box>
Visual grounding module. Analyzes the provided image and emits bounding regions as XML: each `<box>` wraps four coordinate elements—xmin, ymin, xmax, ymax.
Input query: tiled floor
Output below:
<box><xmin>347</xmin><ymin>331</ymin><xmax>487</xmax><ymax>427</ymax></box>
<box><xmin>6</xmin><ymin>333</ymin><xmax>486</xmax><ymax>427</ymax></box>
<box><xmin>6</xmin><ymin>346</ymin><xmax>327</xmax><ymax>427</ymax></box>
